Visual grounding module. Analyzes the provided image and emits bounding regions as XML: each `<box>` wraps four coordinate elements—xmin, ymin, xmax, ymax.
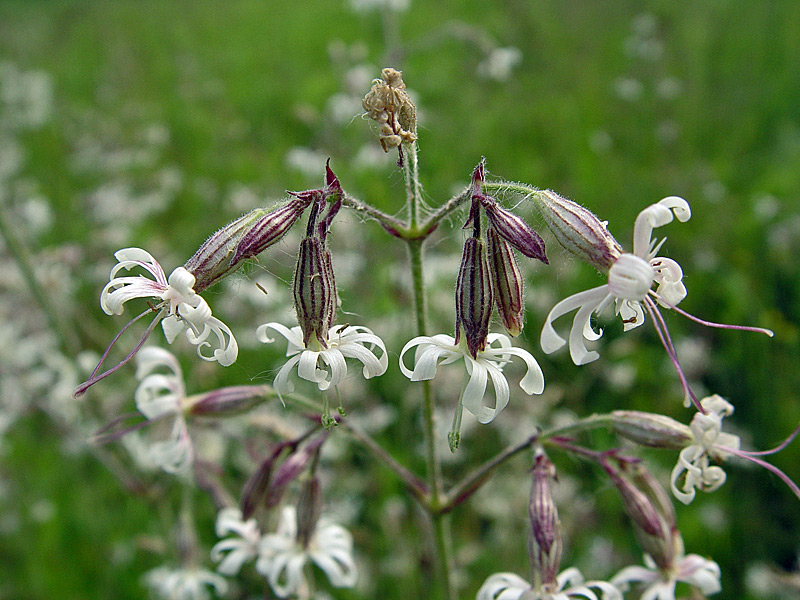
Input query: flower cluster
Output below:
<box><xmin>211</xmin><ymin>506</ymin><xmax>357</xmax><ymax>598</ymax></box>
<box><xmin>400</xmin><ymin>161</ymin><xmax>547</xmax><ymax>449</ymax></box>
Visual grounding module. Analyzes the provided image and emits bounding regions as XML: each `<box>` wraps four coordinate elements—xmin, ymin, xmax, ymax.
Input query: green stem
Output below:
<box><xmin>442</xmin><ymin>413</ymin><xmax>617</xmax><ymax>514</ymax></box>
<box><xmin>443</xmin><ymin>433</ymin><xmax>539</xmax><ymax>514</ymax></box>
<box><xmin>407</xmin><ymin>237</ymin><xmax>455</xmax><ymax>600</ymax></box>
<box><xmin>0</xmin><ymin>204</ymin><xmax>79</xmax><ymax>355</ymax></box>
<box><xmin>403</xmin><ymin>142</ymin><xmax>422</xmax><ymax>229</ymax></box>
<box><xmin>341</xmin><ymin>422</ymin><xmax>428</xmax><ymax>502</ymax></box>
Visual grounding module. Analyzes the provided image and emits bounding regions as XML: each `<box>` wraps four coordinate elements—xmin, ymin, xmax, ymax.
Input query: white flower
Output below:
<box><xmin>144</xmin><ymin>565</ymin><xmax>228</xmax><ymax>600</ymax></box>
<box><xmin>670</xmin><ymin>395</ymin><xmax>741</xmax><ymax>504</ymax></box>
<box><xmin>101</xmin><ymin>247</ymin><xmax>237</xmax><ymax>366</ymax></box>
<box><xmin>256</xmin><ymin>323</ymin><xmax>388</xmax><ymax>395</ymax></box>
<box><xmin>210</xmin><ymin>507</ymin><xmax>261</xmax><ymax>576</ymax></box>
<box><xmin>611</xmin><ymin>551</ymin><xmax>721</xmax><ymax>600</ymax></box>
<box><xmin>541</xmin><ymin>196</ymin><xmax>690</xmax><ymax>366</ymax></box>
<box><xmin>133</xmin><ymin>346</ymin><xmax>193</xmax><ymax>474</ymax></box>
<box><xmin>477</xmin><ymin>567</ymin><xmax>622</xmax><ymax>600</ymax></box>
<box><xmin>477</xmin><ymin>47</ymin><xmax>523</xmax><ymax>82</ymax></box>
<box><xmin>255</xmin><ymin>506</ymin><xmax>357</xmax><ymax>598</ymax></box>
<box><xmin>399</xmin><ymin>333</ymin><xmax>544</xmax><ymax>425</ymax></box>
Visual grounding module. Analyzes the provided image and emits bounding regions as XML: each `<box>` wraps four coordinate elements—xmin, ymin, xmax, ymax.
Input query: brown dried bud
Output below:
<box><xmin>455</xmin><ymin>237</ymin><xmax>493</xmax><ymax>358</ymax></box>
<box><xmin>362</xmin><ymin>67</ymin><xmax>418</xmax><ymax>152</ymax></box>
<box><xmin>531</xmin><ymin>190</ymin><xmax>622</xmax><ymax>271</ymax></box>
<box><xmin>487</xmin><ymin>227</ymin><xmax>524</xmax><ymax>336</ymax></box>
<box><xmin>611</xmin><ymin>410</ymin><xmax>692</xmax><ymax>449</ymax></box>
<box><xmin>185</xmin><ymin>208</ymin><xmax>269</xmax><ymax>292</ymax></box>
<box><xmin>293</xmin><ymin>236</ymin><xmax>338</xmax><ymax>348</ymax></box>
<box><xmin>528</xmin><ymin>453</ymin><xmax>562</xmax><ymax>588</ymax></box>
<box><xmin>480</xmin><ymin>197</ymin><xmax>548</xmax><ymax>263</ymax></box>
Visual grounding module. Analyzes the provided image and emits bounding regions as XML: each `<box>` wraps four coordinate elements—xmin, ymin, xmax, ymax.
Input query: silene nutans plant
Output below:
<box><xmin>70</xmin><ymin>67</ymin><xmax>799</xmax><ymax>600</ymax></box>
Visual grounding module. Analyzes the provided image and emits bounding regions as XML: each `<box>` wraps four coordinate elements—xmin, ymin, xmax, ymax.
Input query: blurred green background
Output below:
<box><xmin>1</xmin><ymin>1</ymin><xmax>799</xmax><ymax>599</ymax></box>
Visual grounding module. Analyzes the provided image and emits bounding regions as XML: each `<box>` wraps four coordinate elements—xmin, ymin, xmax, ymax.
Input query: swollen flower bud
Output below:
<box><xmin>293</xmin><ymin>236</ymin><xmax>338</xmax><ymax>348</ymax></box>
<box><xmin>487</xmin><ymin>227</ymin><xmax>524</xmax><ymax>336</ymax></box>
<box><xmin>528</xmin><ymin>452</ymin><xmax>562</xmax><ymax>588</ymax></box>
<box><xmin>232</xmin><ymin>196</ymin><xmax>314</xmax><ymax>265</ymax></box>
<box><xmin>605</xmin><ymin>461</ymin><xmax>674</xmax><ymax>570</ymax></box>
<box><xmin>480</xmin><ymin>196</ymin><xmax>548</xmax><ymax>263</ymax></box>
<box><xmin>184</xmin><ymin>208</ymin><xmax>269</xmax><ymax>292</ymax></box>
<box><xmin>455</xmin><ymin>236</ymin><xmax>493</xmax><ymax>358</ymax></box>
<box><xmin>188</xmin><ymin>385</ymin><xmax>270</xmax><ymax>417</ymax></box>
<box><xmin>296</xmin><ymin>476</ymin><xmax>322</xmax><ymax>549</ymax></box>
<box><xmin>530</xmin><ymin>190</ymin><xmax>622</xmax><ymax>271</ymax></box>
<box><xmin>611</xmin><ymin>410</ymin><xmax>692</xmax><ymax>449</ymax></box>
<box><xmin>264</xmin><ymin>435</ymin><xmax>326</xmax><ymax>510</ymax></box>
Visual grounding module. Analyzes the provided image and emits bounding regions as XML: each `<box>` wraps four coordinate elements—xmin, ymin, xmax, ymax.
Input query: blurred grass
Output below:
<box><xmin>1</xmin><ymin>1</ymin><xmax>799</xmax><ymax>599</ymax></box>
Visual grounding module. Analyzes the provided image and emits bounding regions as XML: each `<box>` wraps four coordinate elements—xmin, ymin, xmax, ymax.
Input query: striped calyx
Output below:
<box><xmin>293</xmin><ymin>236</ymin><xmax>337</xmax><ymax>348</ymax></box>
<box><xmin>455</xmin><ymin>236</ymin><xmax>493</xmax><ymax>358</ymax></box>
<box><xmin>487</xmin><ymin>226</ymin><xmax>524</xmax><ymax>336</ymax></box>
<box><xmin>532</xmin><ymin>189</ymin><xmax>622</xmax><ymax>271</ymax></box>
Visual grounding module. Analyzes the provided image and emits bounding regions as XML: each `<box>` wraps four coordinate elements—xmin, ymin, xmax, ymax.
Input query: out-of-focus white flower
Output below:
<box><xmin>134</xmin><ymin>347</ymin><xmax>193</xmax><ymax>474</ymax></box>
<box><xmin>101</xmin><ymin>247</ymin><xmax>237</xmax><ymax>366</ymax></box>
<box><xmin>477</xmin><ymin>567</ymin><xmax>621</xmax><ymax>600</ymax></box>
<box><xmin>255</xmin><ymin>506</ymin><xmax>357</xmax><ymax>598</ymax></box>
<box><xmin>611</xmin><ymin>550</ymin><xmax>721</xmax><ymax>600</ymax></box>
<box><xmin>144</xmin><ymin>565</ymin><xmax>228</xmax><ymax>600</ymax></box>
<box><xmin>670</xmin><ymin>395</ymin><xmax>740</xmax><ymax>504</ymax></box>
<box><xmin>211</xmin><ymin>507</ymin><xmax>261</xmax><ymax>576</ymax></box>
<box><xmin>349</xmin><ymin>0</ymin><xmax>409</xmax><ymax>13</ymax></box>
<box><xmin>477</xmin><ymin>47</ymin><xmax>523</xmax><ymax>82</ymax></box>
<box><xmin>401</xmin><ymin>333</ymin><xmax>544</xmax><ymax>424</ymax></box>
<box><xmin>256</xmin><ymin>323</ymin><xmax>388</xmax><ymax>395</ymax></box>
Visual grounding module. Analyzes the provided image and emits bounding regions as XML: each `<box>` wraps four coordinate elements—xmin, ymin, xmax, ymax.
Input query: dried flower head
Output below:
<box><xmin>362</xmin><ymin>67</ymin><xmax>417</xmax><ymax>151</ymax></box>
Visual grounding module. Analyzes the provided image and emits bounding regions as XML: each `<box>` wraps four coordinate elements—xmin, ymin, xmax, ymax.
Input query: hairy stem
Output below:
<box><xmin>407</xmin><ymin>237</ymin><xmax>455</xmax><ymax>600</ymax></box>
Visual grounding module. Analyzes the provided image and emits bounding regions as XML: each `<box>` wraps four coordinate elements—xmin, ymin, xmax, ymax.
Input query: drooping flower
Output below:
<box><xmin>256</xmin><ymin>323</ymin><xmax>388</xmax><ymax>396</ymax></box>
<box><xmin>101</xmin><ymin>247</ymin><xmax>238</xmax><ymax>365</ymax></box>
<box><xmin>539</xmin><ymin>196</ymin><xmax>772</xmax><ymax>409</ymax></box>
<box><xmin>133</xmin><ymin>346</ymin><xmax>194</xmax><ymax>474</ymax></box>
<box><xmin>255</xmin><ymin>505</ymin><xmax>357</xmax><ymax>598</ymax></box>
<box><xmin>75</xmin><ymin>248</ymin><xmax>239</xmax><ymax>396</ymax></box>
<box><xmin>670</xmin><ymin>394</ymin><xmax>800</xmax><ymax>504</ymax></box>
<box><xmin>210</xmin><ymin>507</ymin><xmax>261</xmax><ymax>576</ymax></box>
<box><xmin>477</xmin><ymin>567</ymin><xmax>621</xmax><ymax>600</ymax></box>
<box><xmin>611</xmin><ymin>550</ymin><xmax>721</xmax><ymax>600</ymax></box>
<box><xmin>144</xmin><ymin>565</ymin><xmax>228</xmax><ymax>600</ymax></box>
<box><xmin>399</xmin><ymin>332</ymin><xmax>544</xmax><ymax>449</ymax></box>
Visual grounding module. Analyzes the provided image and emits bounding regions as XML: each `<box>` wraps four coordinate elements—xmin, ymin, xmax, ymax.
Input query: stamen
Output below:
<box><xmin>741</xmin><ymin>420</ymin><xmax>800</xmax><ymax>457</ymax></box>
<box><xmin>721</xmin><ymin>445</ymin><xmax>800</xmax><ymax>502</ymax></box>
<box><xmin>664</xmin><ymin>301</ymin><xmax>774</xmax><ymax>337</ymax></box>
<box><xmin>74</xmin><ymin>308</ymin><xmax>165</xmax><ymax>397</ymax></box>
<box><xmin>643</xmin><ymin>298</ymin><xmax>703</xmax><ymax>412</ymax></box>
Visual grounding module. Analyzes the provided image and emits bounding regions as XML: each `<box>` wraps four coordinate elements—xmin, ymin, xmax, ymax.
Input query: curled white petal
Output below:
<box><xmin>211</xmin><ymin>507</ymin><xmax>260</xmax><ymax>576</ymax></box>
<box><xmin>476</xmin><ymin>572</ymin><xmax>530</xmax><ymax>600</ymax></box>
<box><xmin>541</xmin><ymin>286</ymin><xmax>609</xmax><ymax>364</ymax></box>
<box><xmin>149</xmin><ymin>417</ymin><xmax>193</xmax><ymax>474</ymax></box>
<box><xmin>259</xmin><ymin>322</ymin><xmax>387</xmax><ymax>394</ymax></box>
<box><xmin>186</xmin><ymin>316</ymin><xmax>238</xmax><ymax>366</ymax></box>
<box><xmin>309</xmin><ymin>518</ymin><xmax>358</xmax><ymax>588</ymax></box>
